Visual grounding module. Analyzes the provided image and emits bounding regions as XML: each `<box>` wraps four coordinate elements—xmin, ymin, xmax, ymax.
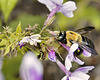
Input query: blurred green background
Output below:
<box><xmin>0</xmin><ymin>0</ymin><xmax>100</xmax><ymax>80</ymax></box>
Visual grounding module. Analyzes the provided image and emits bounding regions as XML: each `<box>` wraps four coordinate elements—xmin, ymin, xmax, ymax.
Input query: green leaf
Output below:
<box><xmin>16</xmin><ymin>22</ymin><xmax>22</xmax><ymax>34</ymax></box>
<box><xmin>4</xmin><ymin>44</ymin><xmax>12</xmax><ymax>56</ymax></box>
<box><xmin>0</xmin><ymin>0</ymin><xmax>18</xmax><ymax>22</ymax></box>
<box><xmin>0</xmin><ymin>39</ymin><xmax>7</xmax><ymax>46</ymax></box>
<box><xmin>9</xmin><ymin>33</ymin><xmax>16</xmax><ymax>43</ymax></box>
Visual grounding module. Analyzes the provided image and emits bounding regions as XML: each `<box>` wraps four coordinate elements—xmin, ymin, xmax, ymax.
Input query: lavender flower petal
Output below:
<box><xmin>38</xmin><ymin>0</ymin><xmax>53</xmax><ymax>6</ymax></box>
<box><xmin>83</xmin><ymin>50</ymin><xmax>91</xmax><ymax>57</ymax></box>
<box><xmin>48</xmin><ymin>50</ymin><xmax>56</xmax><ymax>62</ymax></box>
<box><xmin>58</xmin><ymin>1</ymin><xmax>77</xmax><ymax>17</ymax></box>
<box><xmin>73</xmin><ymin>57</ymin><xmax>84</xmax><ymax>65</ymax></box>
<box><xmin>65</xmin><ymin>55</ymin><xmax>72</xmax><ymax>71</ymax></box>
<box><xmin>59</xmin><ymin>42</ymin><xmax>70</xmax><ymax>51</ymax></box>
<box><xmin>51</xmin><ymin>0</ymin><xmax>63</xmax><ymax>5</ymax></box>
<box><xmin>61</xmin><ymin>65</ymin><xmax>94</xmax><ymax>80</ymax></box>
<box><xmin>56</xmin><ymin>59</ymin><xmax>68</xmax><ymax>74</ymax></box>
<box><xmin>70</xmin><ymin>66</ymin><xmax>95</xmax><ymax>80</ymax></box>
<box><xmin>38</xmin><ymin>0</ymin><xmax>77</xmax><ymax>18</ymax></box>
<box><xmin>38</xmin><ymin>0</ymin><xmax>56</xmax><ymax>11</ymax></box>
<box><xmin>20</xmin><ymin>51</ymin><xmax>43</xmax><ymax>80</ymax></box>
<box><xmin>75</xmin><ymin>66</ymin><xmax>94</xmax><ymax>74</ymax></box>
<box><xmin>70</xmin><ymin>71</ymin><xmax>90</xmax><ymax>80</ymax></box>
<box><xmin>29</xmin><ymin>68</ymin><xmax>43</xmax><ymax>80</ymax></box>
<box><xmin>61</xmin><ymin>76</ymin><xmax>68</xmax><ymax>80</ymax></box>
<box><xmin>65</xmin><ymin>43</ymin><xmax>78</xmax><ymax>70</ymax></box>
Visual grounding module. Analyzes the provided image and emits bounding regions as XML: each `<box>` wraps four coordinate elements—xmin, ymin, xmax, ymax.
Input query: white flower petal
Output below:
<box><xmin>73</xmin><ymin>57</ymin><xmax>84</xmax><ymax>65</ymax></box>
<box><xmin>46</xmin><ymin>4</ymin><xmax>57</xmax><ymax>11</ymax></box>
<box><xmin>69</xmin><ymin>43</ymin><xmax>78</xmax><ymax>54</ymax></box>
<box><xmin>58</xmin><ymin>1</ymin><xmax>77</xmax><ymax>17</ymax></box>
<box><xmin>65</xmin><ymin>43</ymin><xmax>78</xmax><ymax>70</ymax></box>
<box><xmin>69</xmin><ymin>76</ymin><xmax>84</xmax><ymax>80</ymax></box>
<box><xmin>29</xmin><ymin>40</ymin><xmax>34</xmax><ymax>45</ymax></box>
<box><xmin>61</xmin><ymin>76</ymin><xmax>67</xmax><ymax>80</ymax></box>
<box><xmin>30</xmin><ymin>34</ymin><xmax>41</xmax><ymax>38</ymax></box>
<box><xmin>38</xmin><ymin>0</ymin><xmax>56</xmax><ymax>11</ymax></box>
<box><xmin>30</xmin><ymin>34</ymin><xmax>41</xmax><ymax>40</ymax></box>
<box><xmin>75</xmin><ymin>66</ymin><xmax>94</xmax><ymax>74</ymax></box>
<box><xmin>51</xmin><ymin>0</ymin><xmax>63</xmax><ymax>5</ymax></box>
<box><xmin>71</xmin><ymin>71</ymin><xmax>90</xmax><ymax>80</ymax></box>
<box><xmin>59</xmin><ymin>42</ymin><xmax>70</xmax><ymax>51</ymax></box>
<box><xmin>65</xmin><ymin>55</ymin><xmax>72</xmax><ymax>71</ymax></box>
<box><xmin>62</xmin><ymin>11</ymin><xmax>74</xmax><ymax>17</ymax></box>
<box><xmin>21</xmin><ymin>36</ymin><xmax>29</xmax><ymax>43</ymax></box>
<box><xmin>38</xmin><ymin>0</ymin><xmax>53</xmax><ymax>6</ymax></box>
<box><xmin>36</xmin><ymin>40</ymin><xmax>42</xmax><ymax>42</ymax></box>
<box><xmin>62</xmin><ymin>1</ymin><xmax>77</xmax><ymax>11</ymax></box>
<box><xmin>20</xmin><ymin>51</ymin><xmax>43</xmax><ymax>80</ymax></box>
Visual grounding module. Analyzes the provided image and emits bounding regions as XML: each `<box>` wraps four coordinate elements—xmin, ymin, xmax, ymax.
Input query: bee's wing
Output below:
<box><xmin>79</xmin><ymin>44</ymin><xmax>98</xmax><ymax>55</ymax></box>
<box><xmin>76</xmin><ymin>26</ymin><xmax>95</xmax><ymax>35</ymax></box>
<box><xmin>79</xmin><ymin>36</ymin><xmax>98</xmax><ymax>55</ymax></box>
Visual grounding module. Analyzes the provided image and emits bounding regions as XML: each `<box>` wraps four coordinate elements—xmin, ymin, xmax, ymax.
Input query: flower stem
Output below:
<box><xmin>44</xmin><ymin>6</ymin><xmax>60</xmax><ymax>26</ymax></box>
<box><xmin>39</xmin><ymin>6</ymin><xmax>60</xmax><ymax>35</ymax></box>
<box><xmin>56</xmin><ymin>59</ymin><xmax>71</xmax><ymax>75</ymax></box>
<box><xmin>39</xmin><ymin>25</ymin><xmax>47</xmax><ymax>35</ymax></box>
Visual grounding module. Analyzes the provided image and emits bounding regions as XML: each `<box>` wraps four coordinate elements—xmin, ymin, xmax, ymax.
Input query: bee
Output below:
<box><xmin>56</xmin><ymin>26</ymin><xmax>98</xmax><ymax>56</ymax></box>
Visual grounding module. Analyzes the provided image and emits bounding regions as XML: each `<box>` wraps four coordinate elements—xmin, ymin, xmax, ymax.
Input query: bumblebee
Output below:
<box><xmin>56</xmin><ymin>26</ymin><xmax>98</xmax><ymax>56</ymax></box>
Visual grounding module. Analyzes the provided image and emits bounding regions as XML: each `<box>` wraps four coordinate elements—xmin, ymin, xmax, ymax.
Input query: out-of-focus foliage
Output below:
<box><xmin>9</xmin><ymin>14</ymin><xmax>46</xmax><ymax>31</ymax></box>
<box><xmin>54</xmin><ymin>0</ymin><xmax>100</xmax><ymax>30</ymax></box>
<box><xmin>2</xmin><ymin>53</ymin><xmax>23</xmax><ymax>80</ymax></box>
<box><xmin>0</xmin><ymin>22</ymin><xmax>29</xmax><ymax>56</ymax></box>
<box><xmin>0</xmin><ymin>0</ymin><xmax>18</xmax><ymax>23</ymax></box>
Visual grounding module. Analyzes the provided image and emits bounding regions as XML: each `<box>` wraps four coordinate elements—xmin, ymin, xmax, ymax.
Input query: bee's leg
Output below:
<box><xmin>37</xmin><ymin>52</ymin><xmax>42</xmax><ymax>59</ymax></box>
<box><xmin>78</xmin><ymin>47</ymin><xmax>83</xmax><ymax>55</ymax></box>
<box><xmin>37</xmin><ymin>51</ymin><xmax>44</xmax><ymax>59</ymax></box>
<box><xmin>41</xmin><ymin>51</ymin><xmax>46</xmax><ymax>60</ymax></box>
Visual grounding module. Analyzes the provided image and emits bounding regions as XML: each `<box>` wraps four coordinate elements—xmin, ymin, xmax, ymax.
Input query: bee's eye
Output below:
<box><xmin>59</xmin><ymin>32</ymin><xmax>62</xmax><ymax>36</ymax></box>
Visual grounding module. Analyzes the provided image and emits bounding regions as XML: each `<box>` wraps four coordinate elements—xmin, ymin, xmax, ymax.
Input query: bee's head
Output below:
<box><xmin>57</xmin><ymin>31</ymin><xmax>67</xmax><ymax>44</ymax></box>
<box><xmin>57</xmin><ymin>31</ymin><xmax>63</xmax><ymax>40</ymax></box>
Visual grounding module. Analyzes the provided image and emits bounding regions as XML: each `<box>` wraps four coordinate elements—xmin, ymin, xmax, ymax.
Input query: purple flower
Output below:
<box><xmin>61</xmin><ymin>66</ymin><xmax>94</xmax><ymax>80</ymax></box>
<box><xmin>56</xmin><ymin>58</ymin><xmax>94</xmax><ymax>80</ymax></box>
<box><xmin>48</xmin><ymin>50</ymin><xmax>56</xmax><ymax>62</ymax></box>
<box><xmin>20</xmin><ymin>51</ymin><xmax>43</xmax><ymax>80</ymax></box>
<box><xmin>60</xmin><ymin>42</ymin><xmax>91</xmax><ymax>57</ymax></box>
<box><xmin>19</xmin><ymin>34</ymin><xmax>42</xmax><ymax>48</ymax></box>
<box><xmin>19</xmin><ymin>42</ymin><xmax>26</xmax><ymax>49</ymax></box>
<box><xmin>38</xmin><ymin>0</ymin><xmax>77</xmax><ymax>25</ymax></box>
<box><xmin>60</xmin><ymin>42</ymin><xmax>92</xmax><ymax>70</ymax></box>
<box><xmin>47</xmin><ymin>47</ymin><xmax>94</xmax><ymax>80</ymax></box>
<box><xmin>65</xmin><ymin>43</ymin><xmax>84</xmax><ymax>70</ymax></box>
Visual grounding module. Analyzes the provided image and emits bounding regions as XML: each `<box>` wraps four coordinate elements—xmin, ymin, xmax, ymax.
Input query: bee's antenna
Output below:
<box><xmin>56</xmin><ymin>24</ymin><xmax>62</xmax><ymax>35</ymax></box>
<box><xmin>56</xmin><ymin>24</ymin><xmax>61</xmax><ymax>32</ymax></box>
